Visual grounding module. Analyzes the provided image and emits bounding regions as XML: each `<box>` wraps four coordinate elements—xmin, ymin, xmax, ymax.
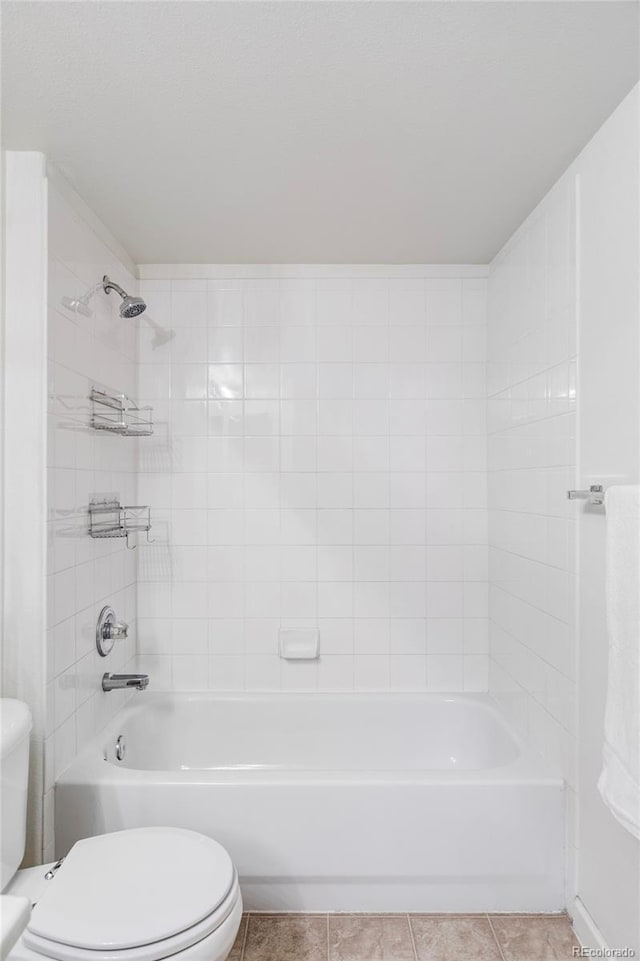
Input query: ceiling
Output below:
<box><xmin>2</xmin><ymin>1</ymin><xmax>638</xmax><ymax>264</ymax></box>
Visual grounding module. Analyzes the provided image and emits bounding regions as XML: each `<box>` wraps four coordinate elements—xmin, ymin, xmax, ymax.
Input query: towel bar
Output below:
<box><xmin>567</xmin><ymin>485</ymin><xmax>604</xmax><ymax>505</ymax></box>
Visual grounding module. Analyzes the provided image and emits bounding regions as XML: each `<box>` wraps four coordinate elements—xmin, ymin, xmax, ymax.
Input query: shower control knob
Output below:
<box><xmin>106</xmin><ymin>619</ymin><xmax>129</xmax><ymax>640</ymax></box>
<box><xmin>96</xmin><ymin>606</ymin><xmax>129</xmax><ymax>657</ymax></box>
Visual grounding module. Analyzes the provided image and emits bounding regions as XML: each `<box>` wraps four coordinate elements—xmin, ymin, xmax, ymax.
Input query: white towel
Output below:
<box><xmin>598</xmin><ymin>485</ymin><xmax>640</xmax><ymax>839</ymax></box>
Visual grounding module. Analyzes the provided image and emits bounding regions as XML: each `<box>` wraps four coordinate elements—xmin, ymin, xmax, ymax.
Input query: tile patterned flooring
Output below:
<box><xmin>229</xmin><ymin>913</ymin><xmax>580</xmax><ymax>961</ymax></box>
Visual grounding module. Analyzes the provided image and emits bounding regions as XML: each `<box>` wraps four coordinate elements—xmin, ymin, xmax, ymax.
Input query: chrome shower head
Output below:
<box><xmin>102</xmin><ymin>275</ymin><xmax>147</xmax><ymax>319</ymax></box>
<box><xmin>119</xmin><ymin>295</ymin><xmax>147</xmax><ymax>319</ymax></box>
<box><xmin>63</xmin><ymin>275</ymin><xmax>172</xmax><ymax>347</ymax></box>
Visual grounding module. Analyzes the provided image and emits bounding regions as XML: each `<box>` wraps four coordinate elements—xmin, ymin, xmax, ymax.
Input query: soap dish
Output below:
<box><xmin>279</xmin><ymin>628</ymin><xmax>320</xmax><ymax>660</ymax></box>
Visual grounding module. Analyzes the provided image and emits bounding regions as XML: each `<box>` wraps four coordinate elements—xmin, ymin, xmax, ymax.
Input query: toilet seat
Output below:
<box><xmin>22</xmin><ymin>880</ymin><xmax>240</xmax><ymax>961</ymax></box>
<box><xmin>22</xmin><ymin>828</ymin><xmax>239</xmax><ymax>961</ymax></box>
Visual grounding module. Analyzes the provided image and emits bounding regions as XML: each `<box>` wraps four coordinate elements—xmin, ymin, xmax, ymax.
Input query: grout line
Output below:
<box><xmin>486</xmin><ymin>915</ymin><xmax>508</xmax><ymax>961</ymax></box>
<box><xmin>406</xmin><ymin>912</ymin><xmax>419</xmax><ymax>961</ymax></box>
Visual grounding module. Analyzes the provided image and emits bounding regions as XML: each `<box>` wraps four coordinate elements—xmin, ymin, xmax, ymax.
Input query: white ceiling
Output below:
<box><xmin>2</xmin><ymin>1</ymin><xmax>638</xmax><ymax>264</ymax></box>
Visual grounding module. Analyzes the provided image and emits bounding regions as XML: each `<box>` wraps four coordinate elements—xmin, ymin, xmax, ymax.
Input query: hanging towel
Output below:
<box><xmin>598</xmin><ymin>485</ymin><xmax>640</xmax><ymax>839</ymax></box>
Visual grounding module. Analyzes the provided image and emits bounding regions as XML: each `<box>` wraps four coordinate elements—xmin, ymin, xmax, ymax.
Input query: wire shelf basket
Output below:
<box><xmin>90</xmin><ymin>388</ymin><xmax>153</xmax><ymax>436</ymax></box>
<box><xmin>89</xmin><ymin>498</ymin><xmax>152</xmax><ymax>549</ymax></box>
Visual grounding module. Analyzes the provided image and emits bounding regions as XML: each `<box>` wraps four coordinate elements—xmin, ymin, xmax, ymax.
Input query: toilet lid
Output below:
<box><xmin>27</xmin><ymin>828</ymin><xmax>235</xmax><ymax>951</ymax></box>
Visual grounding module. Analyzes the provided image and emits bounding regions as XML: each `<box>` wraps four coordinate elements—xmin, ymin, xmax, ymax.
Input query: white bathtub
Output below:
<box><xmin>56</xmin><ymin>693</ymin><xmax>564</xmax><ymax>912</ymax></box>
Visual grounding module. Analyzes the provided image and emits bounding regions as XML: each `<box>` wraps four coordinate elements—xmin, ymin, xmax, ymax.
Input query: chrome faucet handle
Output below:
<box><xmin>106</xmin><ymin>619</ymin><xmax>129</xmax><ymax>640</ymax></box>
<box><xmin>96</xmin><ymin>606</ymin><xmax>129</xmax><ymax>657</ymax></box>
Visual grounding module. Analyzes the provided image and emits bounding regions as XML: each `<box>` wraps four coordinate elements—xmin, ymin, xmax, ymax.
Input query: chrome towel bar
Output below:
<box><xmin>567</xmin><ymin>485</ymin><xmax>605</xmax><ymax>505</ymax></box>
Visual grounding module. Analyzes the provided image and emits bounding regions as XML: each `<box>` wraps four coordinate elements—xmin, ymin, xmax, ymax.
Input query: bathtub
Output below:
<box><xmin>56</xmin><ymin>693</ymin><xmax>564</xmax><ymax>912</ymax></box>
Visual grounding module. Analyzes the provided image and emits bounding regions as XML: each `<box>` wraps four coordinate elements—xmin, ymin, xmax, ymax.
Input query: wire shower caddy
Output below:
<box><xmin>89</xmin><ymin>498</ymin><xmax>152</xmax><ymax>549</ymax></box>
<box><xmin>90</xmin><ymin>387</ymin><xmax>153</xmax><ymax>436</ymax></box>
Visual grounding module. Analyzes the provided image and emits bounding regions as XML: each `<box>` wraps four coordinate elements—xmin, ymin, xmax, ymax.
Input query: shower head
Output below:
<box><xmin>102</xmin><ymin>275</ymin><xmax>147</xmax><ymax>319</ymax></box>
<box><xmin>62</xmin><ymin>276</ymin><xmax>173</xmax><ymax>349</ymax></box>
<box><xmin>119</xmin><ymin>295</ymin><xmax>147</xmax><ymax>319</ymax></box>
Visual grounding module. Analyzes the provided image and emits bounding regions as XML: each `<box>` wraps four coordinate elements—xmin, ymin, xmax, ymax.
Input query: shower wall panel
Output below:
<box><xmin>135</xmin><ymin>267</ymin><xmax>488</xmax><ymax>693</ymax></box>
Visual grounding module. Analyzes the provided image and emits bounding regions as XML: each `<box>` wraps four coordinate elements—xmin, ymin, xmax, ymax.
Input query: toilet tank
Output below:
<box><xmin>0</xmin><ymin>700</ymin><xmax>32</xmax><ymax>890</ymax></box>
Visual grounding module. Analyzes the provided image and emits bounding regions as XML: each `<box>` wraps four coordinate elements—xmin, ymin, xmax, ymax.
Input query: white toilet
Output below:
<box><xmin>0</xmin><ymin>700</ymin><xmax>242</xmax><ymax>961</ymax></box>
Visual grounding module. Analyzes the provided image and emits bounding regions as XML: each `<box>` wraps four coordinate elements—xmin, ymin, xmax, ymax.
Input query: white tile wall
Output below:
<box><xmin>136</xmin><ymin>272</ymin><xmax>488</xmax><ymax>692</ymax></box>
<box><xmin>44</xmin><ymin>184</ymin><xmax>139</xmax><ymax>860</ymax></box>
<box><xmin>487</xmin><ymin>175</ymin><xmax>578</xmax><ymax>899</ymax></box>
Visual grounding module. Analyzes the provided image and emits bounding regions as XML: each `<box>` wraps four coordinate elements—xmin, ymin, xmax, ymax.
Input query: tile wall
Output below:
<box><xmin>44</xmin><ymin>183</ymin><xmax>139</xmax><ymax>860</ymax></box>
<box><xmin>487</xmin><ymin>175</ymin><xmax>578</xmax><ymax>895</ymax></box>
<box><xmin>136</xmin><ymin>270</ymin><xmax>488</xmax><ymax>692</ymax></box>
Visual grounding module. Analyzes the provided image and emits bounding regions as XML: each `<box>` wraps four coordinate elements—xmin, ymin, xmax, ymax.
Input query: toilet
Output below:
<box><xmin>0</xmin><ymin>700</ymin><xmax>242</xmax><ymax>961</ymax></box>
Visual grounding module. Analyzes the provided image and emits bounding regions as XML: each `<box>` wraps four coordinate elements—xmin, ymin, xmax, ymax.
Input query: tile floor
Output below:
<box><xmin>229</xmin><ymin>913</ymin><xmax>580</xmax><ymax>961</ymax></box>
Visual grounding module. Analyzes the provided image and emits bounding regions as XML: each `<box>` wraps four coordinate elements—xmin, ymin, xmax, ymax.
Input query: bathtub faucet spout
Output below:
<box><xmin>102</xmin><ymin>673</ymin><xmax>150</xmax><ymax>692</ymax></box>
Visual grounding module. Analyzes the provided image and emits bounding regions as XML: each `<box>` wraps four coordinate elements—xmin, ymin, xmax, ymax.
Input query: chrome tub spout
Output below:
<box><xmin>102</xmin><ymin>673</ymin><xmax>150</xmax><ymax>692</ymax></box>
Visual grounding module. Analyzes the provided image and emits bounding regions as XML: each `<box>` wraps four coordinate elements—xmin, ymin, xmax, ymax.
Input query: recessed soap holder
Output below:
<box><xmin>279</xmin><ymin>628</ymin><xmax>320</xmax><ymax>660</ymax></box>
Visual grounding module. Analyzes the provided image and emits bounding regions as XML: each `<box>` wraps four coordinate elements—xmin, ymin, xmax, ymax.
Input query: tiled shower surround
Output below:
<box><xmin>487</xmin><ymin>178</ymin><xmax>577</xmax><ymax>774</ymax></box>
<box><xmin>487</xmin><ymin>173</ymin><xmax>578</xmax><ymax>902</ymax></box>
<box><xmin>136</xmin><ymin>271</ymin><xmax>488</xmax><ymax>692</ymax></box>
<box><xmin>45</xmin><ymin>181</ymin><xmax>138</xmax><ymax>861</ymax></box>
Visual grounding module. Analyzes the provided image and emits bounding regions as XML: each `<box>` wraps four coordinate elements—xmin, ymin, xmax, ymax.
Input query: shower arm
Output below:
<box><xmin>102</xmin><ymin>276</ymin><xmax>128</xmax><ymax>299</ymax></box>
